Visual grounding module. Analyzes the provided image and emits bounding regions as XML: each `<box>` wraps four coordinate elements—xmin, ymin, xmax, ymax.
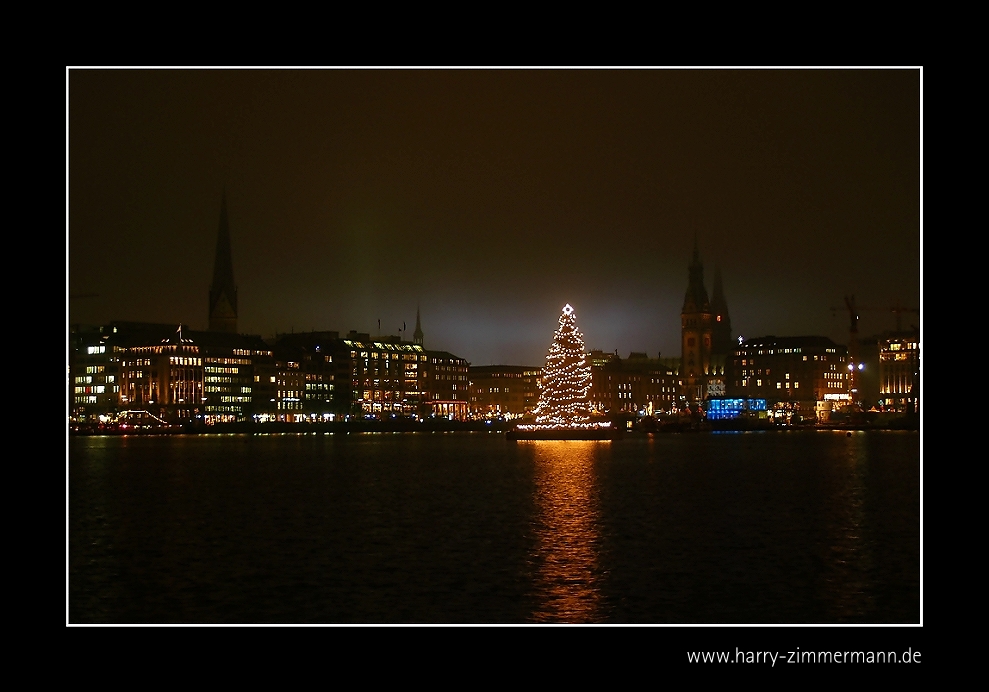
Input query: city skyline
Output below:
<box><xmin>67</xmin><ymin>68</ymin><xmax>921</xmax><ymax>366</ymax></box>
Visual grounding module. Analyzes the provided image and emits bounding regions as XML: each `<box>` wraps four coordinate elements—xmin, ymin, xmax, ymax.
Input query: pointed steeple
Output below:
<box><xmin>682</xmin><ymin>234</ymin><xmax>710</xmax><ymax>314</ymax></box>
<box><xmin>209</xmin><ymin>192</ymin><xmax>238</xmax><ymax>333</ymax></box>
<box><xmin>680</xmin><ymin>236</ymin><xmax>713</xmax><ymax>397</ymax></box>
<box><xmin>413</xmin><ymin>305</ymin><xmax>423</xmax><ymax>347</ymax></box>
<box><xmin>710</xmin><ymin>266</ymin><xmax>733</xmax><ymax>356</ymax></box>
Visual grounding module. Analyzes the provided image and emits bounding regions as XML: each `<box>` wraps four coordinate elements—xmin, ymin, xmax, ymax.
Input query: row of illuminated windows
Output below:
<box><xmin>361</xmin><ymin>390</ymin><xmax>404</xmax><ymax>401</ymax></box>
<box><xmin>169</xmin><ymin>357</ymin><xmax>202</xmax><ymax>365</ymax></box>
<box><xmin>358</xmin><ymin>362</ymin><xmax>404</xmax><ymax>371</ymax></box>
<box><xmin>206</xmin><ymin>384</ymin><xmax>251</xmax><ymax>393</ymax></box>
<box><xmin>356</xmin><ymin>351</ymin><xmax>427</xmax><ymax>361</ymax></box>
<box><xmin>740</xmin><ymin>353</ymin><xmax>833</xmax><ymax>361</ymax></box>
<box><xmin>209</xmin><ymin>358</ymin><xmax>251</xmax><ymax>366</ymax></box>
<box><xmin>206</xmin><ymin>367</ymin><xmax>240</xmax><ymax>374</ymax></box>
<box><xmin>345</xmin><ymin>340</ymin><xmax>421</xmax><ymax>352</ymax></box>
<box><xmin>740</xmin><ymin>379</ymin><xmax>805</xmax><ymax>389</ymax></box>
<box><xmin>591</xmin><ymin>380</ymin><xmax>677</xmax><ymax>392</ymax></box>
<box><xmin>131</xmin><ymin>345</ymin><xmax>188</xmax><ymax>354</ymax></box>
<box><xmin>742</xmin><ymin>355</ymin><xmax>831</xmax><ymax>366</ymax></box>
<box><xmin>74</xmin><ymin>385</ymin><xmax>107</xmax><ymax>394</ymax></box>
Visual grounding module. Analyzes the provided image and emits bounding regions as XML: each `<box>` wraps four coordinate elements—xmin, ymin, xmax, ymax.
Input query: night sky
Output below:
<box><xmin>67</xmin><ymin>68</ymin><xmax>921</xmax><ymax>366</ymax></box>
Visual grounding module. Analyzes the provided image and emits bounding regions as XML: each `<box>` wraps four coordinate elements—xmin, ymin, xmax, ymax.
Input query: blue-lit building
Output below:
<box><xmin>705</xmin><ymin>397</ymin><xmax>767</xmax><ymax>420</ymax></box>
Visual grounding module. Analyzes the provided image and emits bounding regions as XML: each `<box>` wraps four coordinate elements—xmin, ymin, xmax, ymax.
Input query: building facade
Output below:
<box><xmin>70</xmin><ymin>322</ymin><xmax>180</xmax><ymax>420</ymax></box>
<box><xmin>468</xmin><ymin>365</ymin><xmax>541</xmax><ymax>417</ymax></box>
<box><xmin>727</xmin><ymin>335</ymin><xmax>849</xmax><ymax>421</ymax></box>
<box><xmin>68</xmin><ymin>196</ymin><xmax>475</xmax><ymax>425</ymax></box>
<box><xmin>269</xmin><ymin>330</ymin><xmax>470</xmax><ymax>420</ymax></box>
<box><xmin>879</xmin><ymin>330</ymin><xmax>920</xmax><ymax>414</ymax></box>
<box><xmin>70</xmin><ymin>321</ymin><xmax>275</xmax><ymax>424</ymax></box>
<box><xmin>588</xmin><ymin>351</ymin><xmax>681</xmax><ymax>416</ymax></box>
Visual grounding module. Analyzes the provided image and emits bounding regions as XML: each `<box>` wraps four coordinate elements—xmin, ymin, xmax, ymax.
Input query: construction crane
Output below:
<box><xmin>839</xmin><ymin>296</ymin><xmax>863</xmax><ymax>408</ymax></box>
<box><xmin>831</xmin><ymin>297</ymin><xmax>920</xmax><ymax>410</ymax></box>
<box><xmin>889</xmin><ymin>302</ymin><xmax>921</xmax><ymax>333</ymax></box>
<box><xmin>831</xmin><ymin>300</ymin><xmax>919</xmax><ymax>334</ymax></box>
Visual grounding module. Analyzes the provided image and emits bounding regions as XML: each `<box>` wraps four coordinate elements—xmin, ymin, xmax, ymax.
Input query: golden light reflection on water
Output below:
<box><xmin>524</xmin><ymin>440</ymin><xmax>608</xmax><ymax>623</ymax></box>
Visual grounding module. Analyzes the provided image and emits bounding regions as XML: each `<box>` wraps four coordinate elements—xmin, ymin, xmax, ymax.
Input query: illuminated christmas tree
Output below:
<box><xmin>534</xmin><ymin>303</ymin><xmax>593</xmax><ymax>427</ymax></box>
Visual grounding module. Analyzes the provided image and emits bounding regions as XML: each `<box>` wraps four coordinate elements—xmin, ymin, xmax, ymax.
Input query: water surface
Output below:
<box><xmin>68</xmin><ymin>430</ymin><xmax>920</xmax><ymax>624</ymax></box>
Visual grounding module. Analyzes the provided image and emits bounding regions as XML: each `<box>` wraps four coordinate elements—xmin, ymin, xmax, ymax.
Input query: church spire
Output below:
<box><xmin>682</xmin><ymin>235</ymin><xmax>710</xmax><ymax>315</ymax></box>
<box><xmin>680</xmin><ymin>238</ymin><xmax>713</xmax><ymax>400</ymax></box>
<box><xmin>710</xmin><ymin>266</ymin><xmax>733</xmax><ymax>357</ymax></box>
<box><xmin>209</xmin><ymin>192</ymin><xmax>238</xmax><ymax>333</ymax></box>
<box><xmin>413</xmin><ymin>305</ymin><xmax>423</xmax><ymax>347</ymax></box>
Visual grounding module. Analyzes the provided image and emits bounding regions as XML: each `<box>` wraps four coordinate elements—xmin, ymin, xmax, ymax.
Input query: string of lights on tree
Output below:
<box><xmin>518</xmin><ymin>304</ymin><xmax>610</xmax><ymax>431</ymax></box>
